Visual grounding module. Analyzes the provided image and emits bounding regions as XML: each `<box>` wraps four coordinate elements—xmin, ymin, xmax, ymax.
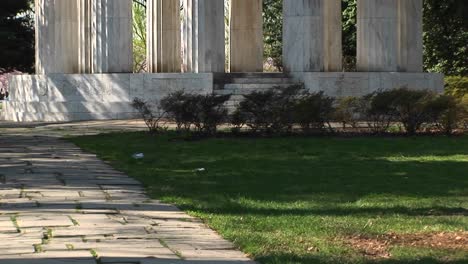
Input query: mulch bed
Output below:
<box><xmin>344</xmin><ymin>231</ymin><xmax>468</xmax><ymax>259</ymax></box>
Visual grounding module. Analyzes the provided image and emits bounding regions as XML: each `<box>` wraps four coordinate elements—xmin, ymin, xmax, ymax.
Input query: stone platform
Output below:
<box><xmin>3</xmin><ymin>73</ymin><xmax>212</xmax><ymax>122</ymax></box>
<box><xmin>2</xmin><ymin>72</ymin><xmax>444</xmax><ymax>122</ymax></box>
<box><xmin>292</xmin><ymin>72</ymin><xmax>444</xmax><ymax>97</ymax></box>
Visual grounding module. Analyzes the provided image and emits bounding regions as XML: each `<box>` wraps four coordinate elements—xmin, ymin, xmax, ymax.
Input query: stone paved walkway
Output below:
<box><xmin>0</xmin><ymin>124</ymin><xmax>255</xmax><ymax>264</ymax></box>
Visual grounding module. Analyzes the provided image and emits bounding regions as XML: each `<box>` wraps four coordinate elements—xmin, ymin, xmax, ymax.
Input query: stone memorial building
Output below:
<box><xmin>2</xmin><ymin>0</ymin><xmax>443</xmax><ymax>122</ymax></box>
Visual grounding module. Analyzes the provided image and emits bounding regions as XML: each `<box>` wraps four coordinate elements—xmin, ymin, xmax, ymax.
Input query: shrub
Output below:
<box><xmin>428</xmin><ymin>95</ymin><xmax>459</xmax><ymax>135</ymax></box>
<box><xmin>445</xmin><ymin>76</ymin><xmax>468</xmax><ymax>99</ymax></box>
<box><xmin>360</xmin><ymin>91</ymin><xmax>398</xmax><ymax>133</ymax></box>
<box><xmin>234</xmin><ymin>85</ymin><xmax>305</xmax><ymax>133</ymax></box>
<box><xmin>160</xmin><ymin>91</ymin><xmax>196</xmax><ymax>131</ymax></box>
<box><xmin>358</xmin><ymin>88</ymin><xmax>466</xmax><ymax>135</ymax></box>
<box><xmin>333</xmin><ymin>96</ymin><xmax>362</xmax><ymax>129</ymax></box>
<box><xmin>460</xmin><ymin>96</ymin><xmax>468</xmax><ymax>130</ymax></box>
<box><xmin>233</xmin><ymin>89</ymin><xmax>276</xmax><ymax>133</ymax></box>
<box><xmin>271</xmin><ymin>84</ymin><xmax>306</xmax><ymax>132</ymax></box>
<box><xmin>191</xmin><ymin>94</ymin><xmax>231</xmax><ymax>135</ymax></box>
<box><xmin>445</xmin><ymin>77</ymin><xmax>468</xmax><ymax>131</ymax></box>
<box><xmin>387</xmin><ymin>88</ymin><xmax>438</xmax><ymax>135</ymax></box>
<box><xmin>230</xmin><ymin>108</ymin><xmax>247</xmax><ymax>133</ymax></box>
<box><xmin>131</xmin><ymin>98</ymin><xmax>167</xmax><ymax>133</ymax></box>
<box><xmin>293</xmin><ymin>92</ymin><xmax>335</xmax><ymax>133</ymax></box>
<box><xmin>160</xmin><ymin>91</ymin><xmax>230</xmax><ymax>134</ymax></box>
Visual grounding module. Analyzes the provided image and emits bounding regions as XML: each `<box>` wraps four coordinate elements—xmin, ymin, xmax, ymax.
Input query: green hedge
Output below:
<box><xmin>445</xmin><ymin>76</ymin><xmax>468</xmax><ymax>98</ymax></box>
<box><xmin>133</xmin><ymin>87</ymin><xmax>467</xmax><ymax>136</ymax></box>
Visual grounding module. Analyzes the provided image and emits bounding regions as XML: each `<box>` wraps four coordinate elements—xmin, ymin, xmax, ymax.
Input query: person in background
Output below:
<box><xmin>0</xmin><ymin>69</ymin><xmax>20</xmax><ymax>100</ymax></box>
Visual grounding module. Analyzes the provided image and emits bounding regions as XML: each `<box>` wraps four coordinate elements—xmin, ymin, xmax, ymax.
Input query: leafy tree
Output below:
<box><xmin>263</xmin><ymin>0</ymin><xmax>283</xmax><ymax>71</ymax></box>
<box><xmin>133</xmin><ymin>2</ymin><xmax>147</xmax><ymax>73</ymax></box>
<box><xmin>0</xmin><ymin>0</ymin><xmax>34</xmax><ymax>72</ymax></box>
<box><xmin>423</xmin><ymin>0</ymin><xmax>468</xmax><ymax>75</ymax></box>
<box><xmin>342</xmin><ymin>0</ymin><xmax>357</xmax><ymax>71</ymax></box>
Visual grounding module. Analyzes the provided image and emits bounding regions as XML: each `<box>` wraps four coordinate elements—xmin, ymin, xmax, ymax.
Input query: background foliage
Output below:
<box><xmin>423</xmin><ymin>0</ymin><xmax>468</xmax><ymax>76</ymax></box>
<box><xmin>0</xmin><ymin>0</ymin><xmax>34</xmax><ymax>72</ymax></box>
<box><xmin>263</xmin><ymin>0</ymin><xmax>283</xmax><ymax>71</ymax></box>
<box><xmin>133</xmin><ymin>2</ymin><xmax>147</xmax><ymax>73</ymax></box>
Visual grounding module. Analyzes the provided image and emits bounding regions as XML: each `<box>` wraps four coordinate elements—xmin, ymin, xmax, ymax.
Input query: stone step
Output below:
<box><xmin>231</xmin><ymin>72</ymin><xmax>287</xmax><ymax>77</ymax></box>
<box><xmin>212</xmin><ymin>73</ymin><xmax>303</xmax><ymax>112</ymax></box>
<box><xmin>222</xmin><ymin>77</ymin><xmax>294</xmax><ymax>84</ymax></box>
<box><xmin>214</xmin><ymin>82</ymin><xmax>299</xmax><ymax>90</ymax></box>
<box><xmin>222</xmin><ymin>83</ymin><xmax>299</xmax><ymax>90</ymax></box>
<box><xmin>215</xmin><ymin>89</ymin><xmax>271</xmax><ymax>96</ymax></box>
<box><xmin>214</xmin><ymin>72</ymin><xmax>289</xmax><ymax>84</ymax></box>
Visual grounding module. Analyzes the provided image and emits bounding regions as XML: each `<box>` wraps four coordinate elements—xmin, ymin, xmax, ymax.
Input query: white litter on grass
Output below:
<box><xmin>194</xmin><ymin>168</ymin><xmax>206</xmax><ymax>172</ymax></box>
<box><xmin>132</xmin><ymin>153</ymin><xmax>144</xmax><ymax>159</ymax></box>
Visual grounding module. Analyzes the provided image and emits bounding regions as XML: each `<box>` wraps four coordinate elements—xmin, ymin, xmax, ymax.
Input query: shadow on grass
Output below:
<box><xmin>64</xmin><ymin>132</ymin><xmax>468</xmax><ymax>213</ymax></box>
<box><xmin>64</xmin><ymin>132</ymin><xmax>468</xmax><ymax>264</ymax></box>
<box><xmin>177</xmin><ymin>204</ymin><xmax>468</xmax><ymax>217</ymax></box>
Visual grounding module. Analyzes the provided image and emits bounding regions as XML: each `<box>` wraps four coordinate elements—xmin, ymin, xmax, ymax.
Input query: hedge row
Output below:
<box><xmin>445</xmin><ymin>76</ymin><xmax>468</xmax><ymax>99</ymax></box>
<box><xmin>132</xmin><ymin>85</ymin><xmax>467</xmax><ymax>136</ymax></box>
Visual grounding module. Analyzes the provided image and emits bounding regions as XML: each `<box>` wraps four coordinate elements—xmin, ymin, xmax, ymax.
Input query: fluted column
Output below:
<box><xmin>91</xmin><ymin>0</ymin><xmax>133</xmax><ymax>73</ymax></box>
<box><xmin>357</xmin><ymin>0</ymin><xmax>398</xmax><ymax>72</ymax></box>
<box><xmin>78</xmin><ymin>0</ymin><xmax>92</xmax><ymax>73</ymax></box>
<box><xmin>230</xmin><ymin>0</ymin><xmax>263</xmax><ymax>72</ymax></box>
<box><xmin>283</xmin><ymin>0</ymin><xmax>342</xmax><ymax>72</ymax></box>
<box><xmin>323</xmin><ymin>0</ymin><xmax>342</xmax><ymax>72</ymax></box>
<box><xmin>182</xmin><ymin>0</ymin><xmax>225</xmax><ymax>73</ymax></box>
<box><xmin>147</xmin><ymin>0</ymin><xmax>181</xmax><ymax>73</ymax></box>
<box><xmin>35</xmin><ymin>0</ymin><xmax>80</xmax><ymax>74</ymax></box>
<box><xmin>398</xmin><ymin>0</ymin><xmax>423</xmax><ymax>72</ymax></box>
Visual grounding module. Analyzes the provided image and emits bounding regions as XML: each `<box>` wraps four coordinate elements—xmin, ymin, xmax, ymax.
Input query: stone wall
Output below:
<box><xmin>2</xmin><ymin>72</ymin><xmax>445</xmax><ymax>122</ymax></box>
<box><xmin>291</xmin><ymin>72</ymin><xmax>444</xmax><ymax>97</ymax></box>
<box><xmin>3</xmin><ymin>74</ymin><xmax>213</xmax><ymax>122</ymax></box>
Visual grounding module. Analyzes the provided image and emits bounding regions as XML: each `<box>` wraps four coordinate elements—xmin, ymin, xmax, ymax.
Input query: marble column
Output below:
<box><xmin>398</xmin><ymin>0</ymin><xmax>423</xmax><ymax>72</ymax></box>
<box><xmin>283</xmin><ymin>0</ymin><xmax>342</xmax><ymax>72</ymax></box>
<box><xmin>78</xmin><ymin>0</ymin><xmax>92</xmax><ymax>73</ymax></box>
<box><xmin>91</xmin><ymin>0</ymin><xmax>133</xmax><ymax>73</ymax></box>
<box><xmin>183</xmin><ymin>0</ymin><xmax>225</xmax><ymax>73</ymax></box>
<box><xmin>323</xmin><ymin>0</ymin><xmax>342</xmax><ymax>72</ymax></box>
<box><xmin>357</xmin><ymin>0</ymin><xmax>398</xmax><ymax>72</ymax></box>
<box><xmin>147</xmin><ymin>0</ymin><xmax>181</xmax><ymax>73</ymax></box>
<box><xmin>35</xmin><ymin>0</ymin><xmax>80</xmax><ymax>74</ymax></box>
<box><xmin>230</xmin><ymin>0</ymin><xmax>263</xmax><ymax>72</ymax></box>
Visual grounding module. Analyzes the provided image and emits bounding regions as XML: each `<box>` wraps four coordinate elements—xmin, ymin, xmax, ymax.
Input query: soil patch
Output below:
<box><xmin>345</xmin><ymin>231</ymin><xmax>468</xmax><ymax>259</ymax></box>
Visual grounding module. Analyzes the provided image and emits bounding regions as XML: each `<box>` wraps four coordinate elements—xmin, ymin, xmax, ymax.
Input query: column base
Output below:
<box><xmin>290</xmin><ymin>72</ymin><xmax>444</xmax><ymax>97</ymax></box>
<box><xmin>2</xmin><ymin>72</ymin><xmax>445</xmax><ymax>122</ymax></box>
<box><xmin>3</xmin><ymin>74</ymin><xmax>213</xmax><ymax>122</ymax></box>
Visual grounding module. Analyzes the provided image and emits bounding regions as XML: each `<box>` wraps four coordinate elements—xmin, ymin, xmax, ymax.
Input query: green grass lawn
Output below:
<box><xmin>69</xmin><ymin>133</ymin><xmax>468</xmax><ymax>264</ymax></box>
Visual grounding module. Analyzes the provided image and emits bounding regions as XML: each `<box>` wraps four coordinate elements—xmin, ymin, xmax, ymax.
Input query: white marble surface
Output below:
<box><xmin>91</xmin><ymin>0</ymin><xmax>133</xmax><ymax>73</ymax></box>
<box><xmin>35</xmin><ymin>0</ymin><xmax>133</xmax><ymax>74</ymax></box>
<box><xmin>357</xmin><ymin>0</ymin><xmax>398</xmax><ymax>72</ymax></box>
<box><xmin>230</xmin><ymin>0</ymin><xmax>263</xmax><ymax>72</ymax></box>
<box><xmin>77</xmin><ymin>0</ymin><xmax>92</xmax><ymax>74</ymax></box>
<box><xmin>398</xmin><ymin>0</ymin><xmax>423</xmax><ymax>72</ymax></box>
<box><xmin>147</xmin><ymin>0</ymin><xmax>181</xmax><ymax>73</ymax></box>
<box><xmin>182</xmin><ymin>0</ymin><xmax>225</xmax><ymax>73</ymax></box>
<box><xmin>4</xmin><ymin>74</ymin><xmax>213</xmax><ymax>122</ymax></box>
<box><xmin>283</xmin><ymin>0</ymin><xmax>342</xmax><ymax>72</ymax></box>
<box><xmin>35</xmin><ymin>0</ymin><xmax>80</xmax><ymax>74</ymax></box>
<box><xmin>3</xmin><ymin>71</ymin><xmax>444</xmax><ymax>122</ymax></box>
<box><xmin>291</xmin><ymin>72</ymin><xmax>444</xmax><ymax>97</ymax></box>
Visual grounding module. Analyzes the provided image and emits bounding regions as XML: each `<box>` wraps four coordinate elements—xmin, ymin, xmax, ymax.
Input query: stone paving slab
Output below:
<box><xmin>0</xmin><ymin>131</ymin><xmax>255</xmax><ymax>264</ymax></box>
